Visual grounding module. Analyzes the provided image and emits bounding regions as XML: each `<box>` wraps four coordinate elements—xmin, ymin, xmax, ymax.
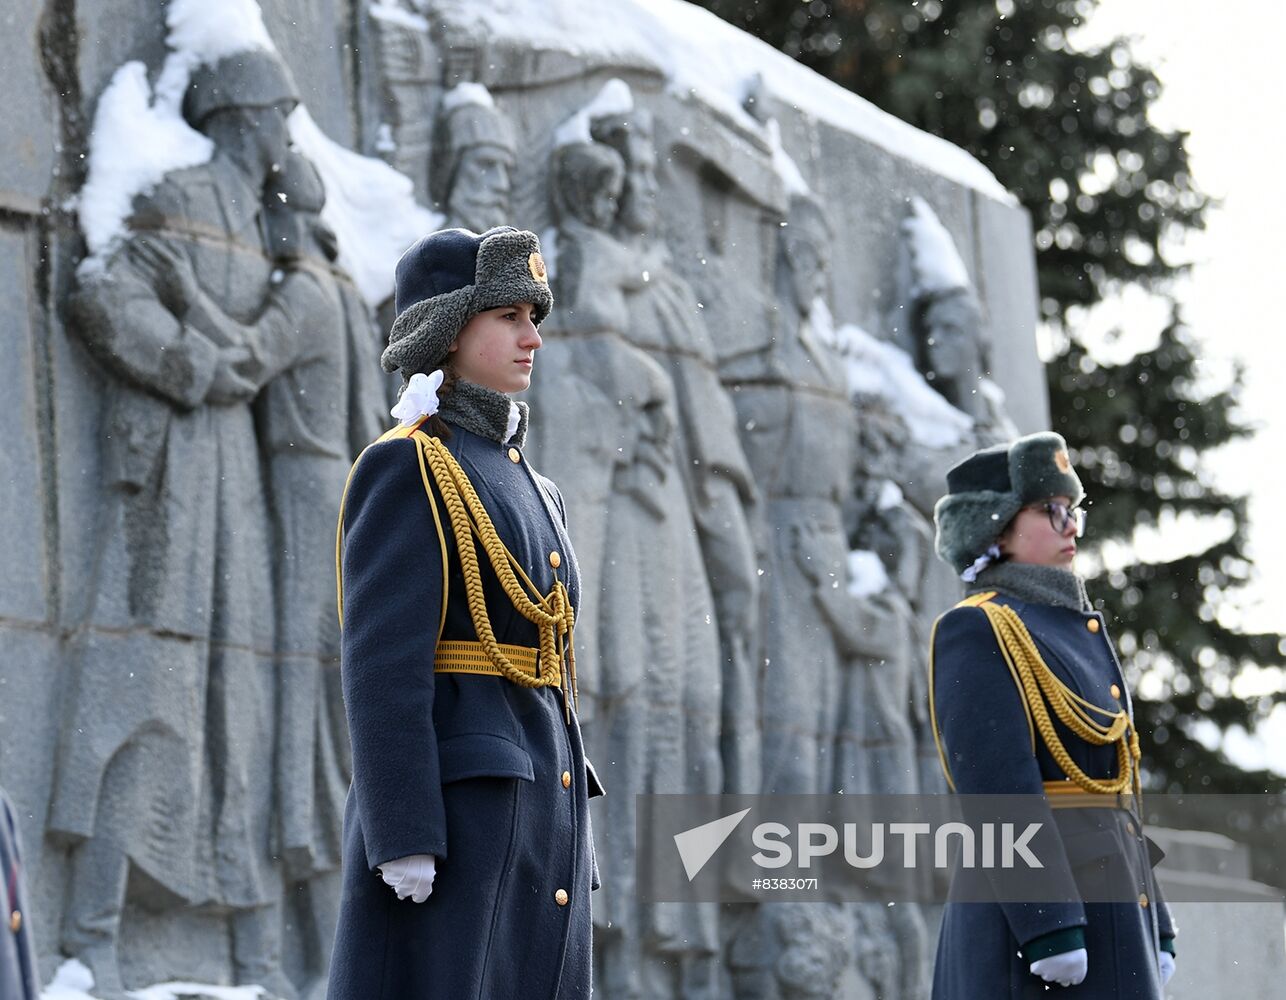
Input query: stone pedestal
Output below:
<box><xmin>1150</xmin><ymin>827</ymin><xmax>1286</xmax><ymax>1000</ymax></box>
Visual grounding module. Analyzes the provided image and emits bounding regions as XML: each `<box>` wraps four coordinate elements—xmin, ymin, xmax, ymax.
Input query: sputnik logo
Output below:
<box><xmin>673</xmin><ymin>808</ymin><xmax>752</xmax><ymax>881</ymax></box>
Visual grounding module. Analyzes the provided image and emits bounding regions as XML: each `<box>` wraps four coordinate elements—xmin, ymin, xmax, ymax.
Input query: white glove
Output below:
<box><xmin>1159</xmin><ymin>951</ymin><xmax>1175</xmax><ymax>985</ymax></box>
<box><xmin>1030</xmin><ymin>947</ymin><xmax>1088</xmax><ymax>987</ymax></box>
<box><xmin>378</xmin><ymin>854</ymin><xmax>437</xmax><ymax>903</ymax></box>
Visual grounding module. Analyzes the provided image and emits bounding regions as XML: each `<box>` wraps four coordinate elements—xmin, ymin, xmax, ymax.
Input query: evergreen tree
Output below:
<box><xmin>692</xmin><ymin>0</ymin><xmax>1286</xmax><ymax>797</ymax></box>
<box><xmin>1049</xmin><ymin>314</ymin><xmax>1284</xmax><ymax>796</ymax></box>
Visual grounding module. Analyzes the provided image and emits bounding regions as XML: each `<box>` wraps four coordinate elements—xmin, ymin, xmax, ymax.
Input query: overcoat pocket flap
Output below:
<box><xmin>438</xmin><ymin>734</ymin><xmax>535</xmax><ymax>783</ymax></box>
<box><xmin>1060</xmin><ymin>827</ymin><xmax>1119</xmax><ymax>867</ymax></box>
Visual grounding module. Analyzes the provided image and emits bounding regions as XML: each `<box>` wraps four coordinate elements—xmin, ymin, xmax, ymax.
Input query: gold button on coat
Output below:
<box><xmin>1087</xmin><ymin>618</ymin><xmax>1101</xmax><ymax>633</ymax></box>
<box><xmin>507</xmin><ymin>447</ymin><xmax>521</xmax><ymax>463</ymax></box>
<box><xmin>1138</xmin><ymin>892</ymin><xmax>1149</xmax><ymax>908</ymax></box>
<box><xmin>9</xmin><ymin>910</ymin><xmax>19</xmax><ymax>933</ymax></box>
<box><xmin>549</xmin><ymin>551</ymin><xmax>561</xmax><ymax>568</ymax></box>
<box><xmin>561</xmin><ymin>770</ymin><xmax>572</xmax><ymax>788</ymax></box>
<box><xmin>1126</xmin><ymin>821</ymin><xmax>1137</xmax><ymax>836</ymax></box>
<box><xmin>1110</xmin><ymin>684</ymin><xmax>1121</xmax><ymax>699</ymax></box>
<box><xmin>555</xmin><ymin>888</ymin><xmax>569</xmax><ymax>906</ymax></box>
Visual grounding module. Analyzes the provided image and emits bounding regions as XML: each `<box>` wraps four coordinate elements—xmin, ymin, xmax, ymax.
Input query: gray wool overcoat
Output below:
<box><xmin>327</xmin><ymin>421</ymin><xmax>601</xmax><ymax>1000</ymax></box>
<box><xmin>929</xmin><ymin>591</ymin><xmax>1175</xmax><ymax>1000</ymax></box>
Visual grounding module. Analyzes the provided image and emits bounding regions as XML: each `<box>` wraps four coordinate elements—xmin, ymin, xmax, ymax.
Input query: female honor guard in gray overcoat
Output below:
<box><xmin>928</xmin><ymin>432</ymin><xmax>1176</xmax><ymax>998</ymax></box>
<box><xmin>327</xmin><ymin>227</ymin><xmax>602</xmax><ymax>999</ymax></box>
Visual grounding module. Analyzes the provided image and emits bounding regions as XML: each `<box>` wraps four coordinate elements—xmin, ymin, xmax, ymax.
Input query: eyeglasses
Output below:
<box><xmin>1027</xmin><ymin>500</ymin><xmax>1086</xmax><ymax>537</ymax></box>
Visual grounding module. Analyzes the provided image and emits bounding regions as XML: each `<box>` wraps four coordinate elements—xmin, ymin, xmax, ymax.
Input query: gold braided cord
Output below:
<box><xmin>927</xmin><ymin>614</ymin><xmax>956</xmax><ymax>791</ymax></box>
<box><xmin>335</xmin><ymin>422</ymin><xmax>578</xmax><ymax>716</ymax></box>
<box><xmin>413</xmin><ymin>431</ymin><xmax>577</xmax><ymax>714</ymax></box>
<box><xmin>412</xmin><ymin>438</ymin><xmax>451</xmax><ymax>646</ymax></box>
<box><xmin>976</xmin><ymin>601</ymin><xmax>1141</xmax><ymax>798</ymax></box>
<box><xmin>980</xmin><ymin>608</ymin><xmax>1038</xmax><ymax>756</ymax></box>
<box><xmin>335</xmin><ymin>456</ymin><xmax>358</xmax><ymax>628</ymax></box>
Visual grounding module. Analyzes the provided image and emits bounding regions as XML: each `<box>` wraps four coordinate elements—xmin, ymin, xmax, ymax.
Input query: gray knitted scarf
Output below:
<box><xmin>438</xmin><ymin>379</ymin><xmax>529</xmax><ymax>448</ymax></box>
<box><xmin>967</xmin><ymin>561</ymin><xmax>1092</xmax><ymax>612</ymax></box>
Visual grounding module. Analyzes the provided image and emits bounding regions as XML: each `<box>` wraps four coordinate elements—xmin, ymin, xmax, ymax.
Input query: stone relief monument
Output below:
<box><xmin>722</xmin><ymin>189</ymin><xmax>854</xmax><ymax>797</ymax></box>
<box><xmin>729</xmin><ymin>901</ymin><xmax>851</xmax><ymax>1000</ymax></box>
<box><xmin>50</xmin><ymin>49</ymin><xmax>305</xmax><ymax>1000</ymax></box>
<box><xmin>530</xmin><ymin>119</ymin><xmax>686</xmax><ymax>1000</ymax></box>
<box><xmin>430</xmin><ymin>83</ymin><xmax>517</xmax><ymax>233</ymax></box>
<box><xmin>550</xmin><ymin>93</ymin><xmax>745</xmax><ymax>1000</ymax></box>
<box><xmin>0</xmin><ymin>1</ymin><xmax>1100</xmax><ymax>998</ymax></box>
<box><xmin>589</xmin><ymin>98</ymin><xmax>763</xmax><ymax>804</ymax></box>
<box><xmin>258</xmin><ymin>149</ymin><xmax>382</xmax><ymax>1000</ymax></box>
<box><xmin>901</xmin><ymin>195</ymin><xmax>1019</xmax><ymax>448</ymax></box>
<box><xmin>368</xmin><ymin>0</ymin><xmax>438</xmax><ymax>199</ymax></box>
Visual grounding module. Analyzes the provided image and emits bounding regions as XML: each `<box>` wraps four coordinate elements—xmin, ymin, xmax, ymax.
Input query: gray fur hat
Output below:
<box><xmin>933</xmin><ymin>431</ymin><xmax>1084</xmax><ymax>572</ymax></box>
<box><xmin>381</xmin><ymin>226</ymin><xmax>553</xmax><ymax>378</ymax></box>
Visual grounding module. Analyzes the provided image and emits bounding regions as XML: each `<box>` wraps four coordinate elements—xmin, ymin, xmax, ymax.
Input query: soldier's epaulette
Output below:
<box><xmin>954</xmin><ymin>591</ymin><xmax>997</xmax><ymax>608</ymax></box>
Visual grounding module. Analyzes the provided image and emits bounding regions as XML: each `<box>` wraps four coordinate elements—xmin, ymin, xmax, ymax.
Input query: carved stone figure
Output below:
<box><xmin>430</xmin><ymin>82</ymin><xmax>516</xmax><ymax>233</ymax></box>
<box><xmin>526</xmin><ymin>133</ymin><xmax>684</xmax><ymax>1000</ymax></box>
<box><xmin>103</xmin><ymin>148</ymin><xmax>380</xmax><ymax>999</ymax></box>
<box><xmin>571</xmin><ymin>101</ymin><xmax>761</xmax><ymax>999</ymax></box>
<box><xmin>729</xmin><ymin>902</ymin><xmax>851</xmax><ymax>1000</ymax></box>
<box><xmin>919</xmin><ymin>291</ymin><xmax>988</xmax><ymax>418</ymax></box>
<box><xmin>822</xmin><ymin>399</ymin><xmax>922</xmax><ymax>799</ymax></box>
<box><xmin>789</xmin><ymin>394</ymin><xmax>934</xmax><ymax>1000</ymax></box>
<box><xmin>592</xmin><ymin>102</ymin><xmax>761</xmax><ymax>797</ymax></box>
<box><xmin>847</xmin><ymin>393</ymin><xmax>951</xmax><ymax>800</ymax></box>
<box><xmin>851</xmin><ymin>896</ymin><xmax>933</xmax><ymax>1000</ymax></box>
<box><xmin>847</xmin><ymin>395</ymin><xmax>938</xmax><ymax>1000</ymax></box>
<box><xmin>903</xmin><ymin>196</ymin><xmax>1017</xmax><ymax>445</ymax></box>
<box><xmin>369</xmin><ymin>0</ymin><xmax>438</xmax><ymax>199</ymax></box>
<box><xmin>538</xmin><ymin>134</ymin><xmax>677</xmax><ymax>703</ymax></box>
<box><xmin>723</xmin><ymin>192</ymin><xmax>854</xmax><ymax>797</ymax></box>
<box><xmin>50</xmin><ymin>51</ymin><xmax>303</xmax><ymax>1000</ymax></box>
<box><xmin>258</xmin><ymin>151</ymin><xmax>367</xmax><ymax>1000</ymax></box>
